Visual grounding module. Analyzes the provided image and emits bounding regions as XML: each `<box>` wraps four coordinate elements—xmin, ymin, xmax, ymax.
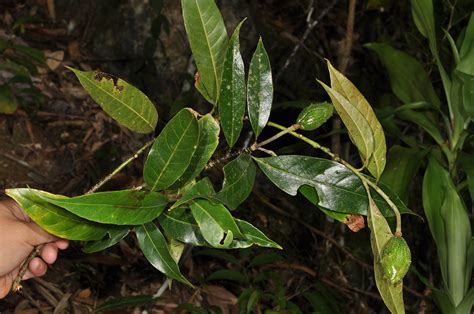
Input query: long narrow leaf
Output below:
<box><xmin>219</xmin><ymin>20</ymin><xmax>246</xmax><ymax>148</ymax></box>
<box><xmin>247</xmin><ymin>38</ymin><xmax>273</xmax><ymax>138</ymax></box>
<box><xmin>182</xmin><ymin>0</ymin><xmax>228</xmax><ymax>103</ymax></box>
<box><xmin>136</xmin><ymin>222</ymin><xmax>192</xmax><ymax>286</ymax></box>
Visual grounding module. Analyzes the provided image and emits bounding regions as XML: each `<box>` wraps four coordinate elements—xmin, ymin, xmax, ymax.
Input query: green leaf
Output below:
<box><xmin>159</xmin><ymin>207</ymin><xmax>207</xmax><ymax>246</ymax></box>
<box><xmin>6</xmin><ymin>188</ymin><xmax>109</xmax><ymax>241</ymax></box>
<box><xmin>207</xmin><ymin>269</ymin><xmax>248</xmax><ymax>283</ymax></box>
<box><xmin>182</xmin><ymin>0</ymin><xmax>228</xmax><ymax>103</ymax></box>
<box><xmin>235</xmin><ymin>219</ymin><xmax>282</xmax><ymax>249</ymax></box>
<box><xmin>238</xmin><ymin>288</ymin><xmax>262</xmax><ymax>314</ymax></box>
<box><xmin>172</xmin><ymin>114</ymin><xmax>220</xmax><ymax>188</ymax></box>
<box><xmin>456</xmin><ymin>13</ymin><xmax>474</xmax><ymax>77</ymax></box>
<box><xmin>144</xmin><ymin>108</ymin><xmax>199</xmax><ymax>191</ymax></box>
<box><xmin>0</xmin><ymin>85</ymin><xmax>17</xmax><ymax>114</ymax></box>
<box><xmin>410</xmin><ymin>0</ymin><xmax>437</xmax><ymax>52</ymax></box>
<box><xmin>380</xmin><ymin>145</ymin><xmax>423</xmax><ymax>203</ymax></box>
<box><xmin>170</xmin><ymin>177</ymin><xmax>216</xmax><ymax>210</ymax></box>
<box><xmin>217</xmin><ymin>154</ymin><xmax>256</xmax><ymax>210</ymax></box>
<box><xmin>67</xmin><ymin>67</ymin><xmax>158</xmax><ymax>134</ymax></box>
<box><xmin>247</xmin><ymin>38</ymin><xmax>273</xmax><ymax>138</ymax></box>
<box><xmin>298</xmin><ymin>185</ymin><xmax>351</xmax><ymax>222</ymax></box>
<box><xmin>423</xmin><ymin>155</ymin><xmax>473</xmax><ymax>305</ymax></box>
<box><xmin>195</xmin><ymin>249</ymin><xmax>240</xmax><ymax>264</ymax></box>
<box><xmin>136</xmin><ymin>222</ymin><xmax>192</xmax><ymax>286</ymax></box>
<box><xmin>36</xmin><ymin>189</ymin><xmax>168</xmax><ymax>225</ymax></box>
<box><xmin>422</xmin><ymin>155</ymin><xmax>448</xmax><ymax>281</ymax></box>
<box><xmin>248</xmin><ymin>252</ymin><xmax>284</xmax><ymax>268</ymax></box>
<box><xmin>459</xmin><ymin>152</ymin><xmax>474</xmax><ymax>214</ymax></box>
<box><xmin>365</xmin><ymin>43</ymin><xmax>440</xmax><ymax>107</ymax></box>
<box><xmin>83</xmin><ymin>228</ymin><xmax>130</xmax><ymax>253</ymax></box>
<box><xmin>456</xmin><ymin>288</ymin><xmax>474</xmax><ymax>314</ymax></box>
<box><xmin>190</xmin><ymin>199</ymin><xmax>243</xmax><ymax>248</ymax></box>
<box><xmin>322</xmin><ymin>60</ymin><xmax>386</xmax><ymax>180</ymax></box>
<box><xmin>396</xmin><ymin>109</ymin><xmax>445</xmax><ymax>146</ymax></box>
<box><xmin>367</xmin><ymin>195</ymin><xmax>405</xmax><ymax>313</ymax></box>
<box><xmin>93</xmin><ymin>295</ymin><xmax>156</xmax><ymax>313</ymax></box>
<box><xmin>219</xmin><ymin>20</ymin><xmax>246</xmax><ymax>148</ymax></box>
<box><xmin>254</xmin><ymin>155</ymin><xmax>411</xmax><ymax>218</ymax></box>
<box><xmin>441</xmin><ymin>182</ymin><xmax>472</xmax><ymax>305</ymax></box>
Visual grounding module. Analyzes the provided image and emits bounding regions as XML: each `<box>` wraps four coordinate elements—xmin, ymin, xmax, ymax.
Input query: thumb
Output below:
<box><xmin>23</xmin><ymin>221</ymin><xmax>58</xmax><ymax>246</ymax></box>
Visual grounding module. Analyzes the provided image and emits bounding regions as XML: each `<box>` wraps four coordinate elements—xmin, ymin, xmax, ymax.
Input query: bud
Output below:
<box><xmin>381</xmin><ymin>236</ymin><xmax>411</xmax><ymax>285</ymax></box>
<box><xmin>296</xmin><ymin>102</ymin><xmax>334</xmax><ymax>131</ymax></box>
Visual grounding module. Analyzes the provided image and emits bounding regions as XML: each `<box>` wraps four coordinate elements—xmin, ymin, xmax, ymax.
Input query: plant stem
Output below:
<box><xmin>253</xmin><ymin>124</ymin><xmax>300</xmax><ymax>149</ymax></box>
<box><xmin>12</xmin><ymin>245</ymin><xmax>43</xmax><ymax>292</ymax></box>
<box><xmin>266</xmin><ymin>121</ymin><xmax>403</xmax><ymax>235</ymax></box>
<box><xmin>87</xmin><ymin>139</ymin><xmax>154</xmax><ymax>194</ymax></box>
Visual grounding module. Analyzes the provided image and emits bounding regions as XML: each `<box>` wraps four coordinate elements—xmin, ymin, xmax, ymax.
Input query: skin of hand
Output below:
<box><xmin>0</xmin><ymin>199</ymin><xmax>69</xmax><ymax>298</ymax></box>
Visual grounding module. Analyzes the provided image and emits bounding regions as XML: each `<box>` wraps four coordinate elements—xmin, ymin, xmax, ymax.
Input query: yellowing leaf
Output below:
<box><xmin>322</xmin><ymin>61</ymin><xmax>387</xmax><ymax>179</ymax></box>
<box><xmin>367</xmin><ymin>193</ymin><xmax>405</xmax><ymax>313</ymax></box>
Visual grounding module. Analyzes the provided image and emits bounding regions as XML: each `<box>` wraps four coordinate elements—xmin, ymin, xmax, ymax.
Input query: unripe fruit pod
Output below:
<box><xmin>381</xmin><ymin>236</ymin><xmax>411</xmax><ymax>285</ymax></box>
<box><xmin>296</xmin><ymin>102</ymin><xmax>334</xmax><ymax>131</ymax></box>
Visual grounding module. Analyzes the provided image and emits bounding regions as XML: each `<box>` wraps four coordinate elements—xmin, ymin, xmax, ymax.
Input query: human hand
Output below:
<box><xmin>0</xmin><ymin>199</ymin><xmax>69</xmax><ymax>298</ymax></box>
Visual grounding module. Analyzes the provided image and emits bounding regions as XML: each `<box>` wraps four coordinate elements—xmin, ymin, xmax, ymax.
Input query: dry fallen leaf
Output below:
<box><xmin>44</xmin><ymin>50</ymin><xmax>64</xmax><ymax>71</ymax></box>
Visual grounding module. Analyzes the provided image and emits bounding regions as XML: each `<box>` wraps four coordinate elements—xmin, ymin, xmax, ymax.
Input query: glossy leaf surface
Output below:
<box><xmin>83</xmin><ymin>228</ymin><xmax>130</xmax><ymax>253</ymax></box>
<box><xmin>324</xmin><ymin>61</ymin><xmax>386</xmax><ymax>179</ymax></box>
<box><xmin>182</xmin><ymin>0</ymin><xmax>228</xmax><ymax>103</ymax></box>
<box><xmin>136</xmin><ymin>222</ymin><xmax>191</xmax><ymax>285</ymax></box>
<box><xmin>219</xmin><ymin>20</ymin><xmax>246</xmax><ymax>148</ymax></box>
<box><xmin>217</xmin><ymin>154</ymin><xmax>256</xmax><ymax>210</ymax></box>
<box><xmin>366</xmin><ymin>43</ymin><xmax>440</xmax><ymax>107</ymax></box>
<box><xmin>37</xmin><ymin>190</ymin><xmax>168</xmax><ymax>225</ymax></box>
<box><xmin>172</xmin><ymin>114</ymin><xmax>219</xmax><ymax>188</ymax></box>
<box><xmin>255</xmin><ymin>155</ymin><xmax>411</xmax><ymax>217</ymax></box>
<box><xmin>367</xmin><ymin>195</ymin><xmax>405</xmax><ymax>313</ymax></box>
<box><xmin>68</xmin><ymin>67</ymin><xmax>157</xmax><ymax>134</ymax></box>
<box><xmin>6</xmin><ymin>188</ymin><xmax>109</xmax><ymax>241</ymax></box>
<box><xmin>247</xmin><ymin>38</ymin><xmax>273</xmax><ymax>138</ymax></box>
<box><xmin>190</xmin><ymin>199</ymin><xmax>243</xmax><ymax>247</ymax></box>
<box><xmin>159</xmin><ymin>208</ymin><xmax>207</xmax><ymax>246</ymax></box>
<box><xmin>144</xmin><ymin>108</ymin><xmax>199</xmax><ymax>191</ymax></box>
<box><xmin>299</xmin><ymin>185</ymin><xmax>351</xmax><ymax>222</ymax></box>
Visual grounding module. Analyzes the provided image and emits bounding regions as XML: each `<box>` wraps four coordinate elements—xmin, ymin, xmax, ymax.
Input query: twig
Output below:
<box><xmin>87</xmin><ymin>139</ymin><xmax>154</xmax><ymax>194</ymax></box>
<box><xmin>12</xmin><ymin>245</ymin><xmax>43</xmax><ymax>292</ymax></box>
<box><xmin>20</xmin><ymin>288</ymin><xmax>48</xmax><ymax>314</ymax></box>
<box><xmin>275</xmin><ymin>0</ymin><xmax>339</xmax><ymax>81</ymax></box>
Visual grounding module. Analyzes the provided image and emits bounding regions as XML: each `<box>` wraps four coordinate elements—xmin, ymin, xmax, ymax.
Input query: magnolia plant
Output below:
<box><xmin>6</xmin><ymin>0</ymin><xmax>418</xmax><ymax>312</ymax></box>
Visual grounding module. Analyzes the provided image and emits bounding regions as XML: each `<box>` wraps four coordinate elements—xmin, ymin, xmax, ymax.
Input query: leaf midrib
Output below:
<box><xmin>151</xmin><ymin>117</ymin><xmax>194</xmax><ymax>191</ymax></box>
<box><xmin>142</xmin><ymin>223</ymin><xmax>183</xmax><ymax>280</ymax></box>
<box><xmin>78</xmin><ymin>71</ymin><xmax>153</xmax><ymax>130</ymax></box>
<box><xmin>195</xmin><ymin>0</ymin><xmax>219</xmax><ymax>99</ymax></box>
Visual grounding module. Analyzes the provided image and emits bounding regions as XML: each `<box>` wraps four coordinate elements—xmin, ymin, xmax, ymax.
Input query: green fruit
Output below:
<box><xmin>296</xmin><ymin>102</ymin><xmax>334</xmax><ymax>131</ymax></box>
<box><xmin>381</xmin><ymin>236</ymin><xmax>411</xmax><ymax>285</ymax></box>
